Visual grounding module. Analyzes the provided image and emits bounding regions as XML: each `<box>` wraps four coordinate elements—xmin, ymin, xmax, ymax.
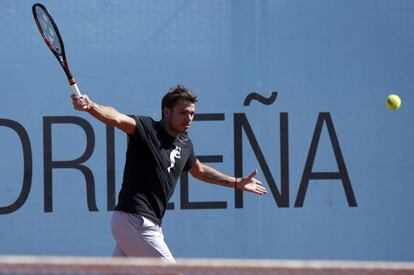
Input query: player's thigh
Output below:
<box><xmin>112</xmin><ymin>244</ymin><xmax>126</xmax><ymax>257</ymax></box>
<box><xmin>111</xmin><ymin>211</ymin><xmax>175</xmax><ymax>262</ymax></box>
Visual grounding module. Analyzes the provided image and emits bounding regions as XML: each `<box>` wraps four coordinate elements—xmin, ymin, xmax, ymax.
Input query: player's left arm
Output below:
<box><xmin>189</xmin><ymin>159</ymin><xmax>268</xmax><ymax>195</ymax></box>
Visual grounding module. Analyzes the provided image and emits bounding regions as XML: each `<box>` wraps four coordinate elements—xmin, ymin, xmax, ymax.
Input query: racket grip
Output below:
<box><xmin>71</xmin><ymin>83</ymin><xmax>82</xmax><ymax>97</ymax></box>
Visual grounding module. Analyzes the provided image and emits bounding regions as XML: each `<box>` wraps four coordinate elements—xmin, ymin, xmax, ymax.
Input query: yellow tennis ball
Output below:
<box><xmin>386</xmin><ymin>94</ymin><xmax>401</xmax><ymax>110</ymax></box>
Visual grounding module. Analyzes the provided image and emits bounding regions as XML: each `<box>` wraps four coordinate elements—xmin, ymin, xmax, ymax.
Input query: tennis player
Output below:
<box><xmin>71</xmin><ymin>84</ymin><xmax>268</xmax><ymax>263</ymax></box>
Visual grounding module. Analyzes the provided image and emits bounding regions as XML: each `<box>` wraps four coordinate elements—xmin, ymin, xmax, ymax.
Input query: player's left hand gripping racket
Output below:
<box><xmin>32</xmin><ymin>3</ymin><xmax>81</xmax><ymax>96</ymax></box>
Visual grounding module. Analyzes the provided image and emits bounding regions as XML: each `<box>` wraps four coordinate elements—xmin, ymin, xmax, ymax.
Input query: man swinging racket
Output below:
<box><xmin>72</xmin><ymin>84</ymin><xmax>268</xmax><ymax>263</ymax></box>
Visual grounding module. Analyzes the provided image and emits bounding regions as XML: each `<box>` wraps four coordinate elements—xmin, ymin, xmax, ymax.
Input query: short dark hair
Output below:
<box><xmin>161</xmin><ymin>84</ymin><xmax>198</xmax><ymax>118</ymax></box>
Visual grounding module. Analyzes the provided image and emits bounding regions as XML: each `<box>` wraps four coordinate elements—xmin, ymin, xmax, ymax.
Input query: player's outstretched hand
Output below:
<box><xmin>237</xmin><ymin>169</ymin><xmax>268</xmax><ymax>195</ymax></box>
<box><xmin>71</xmin><ymin>94</ymin><xmax>93</xmax><ymax>112</ymax></box>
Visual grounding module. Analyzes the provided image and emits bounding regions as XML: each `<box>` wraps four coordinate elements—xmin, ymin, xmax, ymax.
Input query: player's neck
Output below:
<box><xmin>160</xmin><ymin>119</ymin><xmax>180</xmax><ymax>138</ymax></box>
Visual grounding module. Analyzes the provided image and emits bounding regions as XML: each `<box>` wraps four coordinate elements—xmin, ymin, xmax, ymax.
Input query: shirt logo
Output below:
<box><xmin>167</xmin><ymin>146</ymin><xmax>181</xmax><ymax>173</ymax></box>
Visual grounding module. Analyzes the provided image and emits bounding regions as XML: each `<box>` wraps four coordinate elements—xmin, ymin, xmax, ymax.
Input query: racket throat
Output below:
<box><xmin>68</xmin><ymin>77</ymin><xmax>76</xmax><ymax>86</ymax></box>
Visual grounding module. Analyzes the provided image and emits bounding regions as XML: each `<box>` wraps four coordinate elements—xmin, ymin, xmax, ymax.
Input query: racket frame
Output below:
<box><xmin>32</xmin><ymin>3</ymin><xmax>81</xmax><ymax>96</ymax></box>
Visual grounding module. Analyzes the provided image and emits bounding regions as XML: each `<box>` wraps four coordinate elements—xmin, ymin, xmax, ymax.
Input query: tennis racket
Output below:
<box><xmin>32</xmin><ymin>3</ymin><xmax>81</xmax><ymax>96</ymax></box>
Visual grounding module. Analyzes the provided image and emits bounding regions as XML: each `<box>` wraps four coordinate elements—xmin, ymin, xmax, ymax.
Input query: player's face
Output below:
<box><xmin>164</xmin><ymin>99</ymin><xmax>195</xmax><ymax>136</ymax></box>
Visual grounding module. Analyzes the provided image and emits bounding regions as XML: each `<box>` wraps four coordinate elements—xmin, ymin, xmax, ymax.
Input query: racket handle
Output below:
<box><xmin>71</xmin><ymin>83</ymin><xmax>82</xmax><ymax>97</ymax></box>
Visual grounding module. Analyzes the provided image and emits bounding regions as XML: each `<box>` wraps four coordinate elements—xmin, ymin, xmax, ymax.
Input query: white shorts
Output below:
<box><xmin>111</xmin><ymin>210</ymin><xmax>175</xmax><ymax>263</ymax></box>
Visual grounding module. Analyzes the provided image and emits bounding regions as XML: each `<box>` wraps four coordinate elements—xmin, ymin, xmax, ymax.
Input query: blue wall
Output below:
<box><xmin>1</xmin><ymin>0</ymin><xmax>413</xmax><ymax>261</ymax></box>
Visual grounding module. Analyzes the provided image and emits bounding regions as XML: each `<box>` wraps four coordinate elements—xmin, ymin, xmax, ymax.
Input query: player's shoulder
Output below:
<box><xmin>135</xmin><ymin>115</ymin><xmax>156</xmax><ymax>127</ymax></box>
<box><xmin>135</xmin><ymin>115</ymin><xmax>153</xmax><ymax>121</ymax></box>
<box><xmin>128</xmin><ymin>116</ymin><xmax>158</xmax><ymax>138</ymax></box>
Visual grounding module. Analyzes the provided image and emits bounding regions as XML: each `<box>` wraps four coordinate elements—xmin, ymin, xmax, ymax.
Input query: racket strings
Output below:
<box><xmin>34</xmin><ymin>7</ymin><xmax>62</xmax><ymax>54</ymax></box>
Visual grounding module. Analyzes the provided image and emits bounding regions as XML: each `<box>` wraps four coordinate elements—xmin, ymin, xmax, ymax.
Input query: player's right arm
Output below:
<box><xmin>72</xmin><ymin>94</ymin><xmax>136</xmax><ymax>134</ymax></box>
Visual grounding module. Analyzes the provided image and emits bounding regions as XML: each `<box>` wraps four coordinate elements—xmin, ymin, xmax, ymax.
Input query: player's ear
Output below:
<box><xmin>163</xmin><ymin>107</ymin><xmax>171</xmax><ymax>118</ymax></box>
